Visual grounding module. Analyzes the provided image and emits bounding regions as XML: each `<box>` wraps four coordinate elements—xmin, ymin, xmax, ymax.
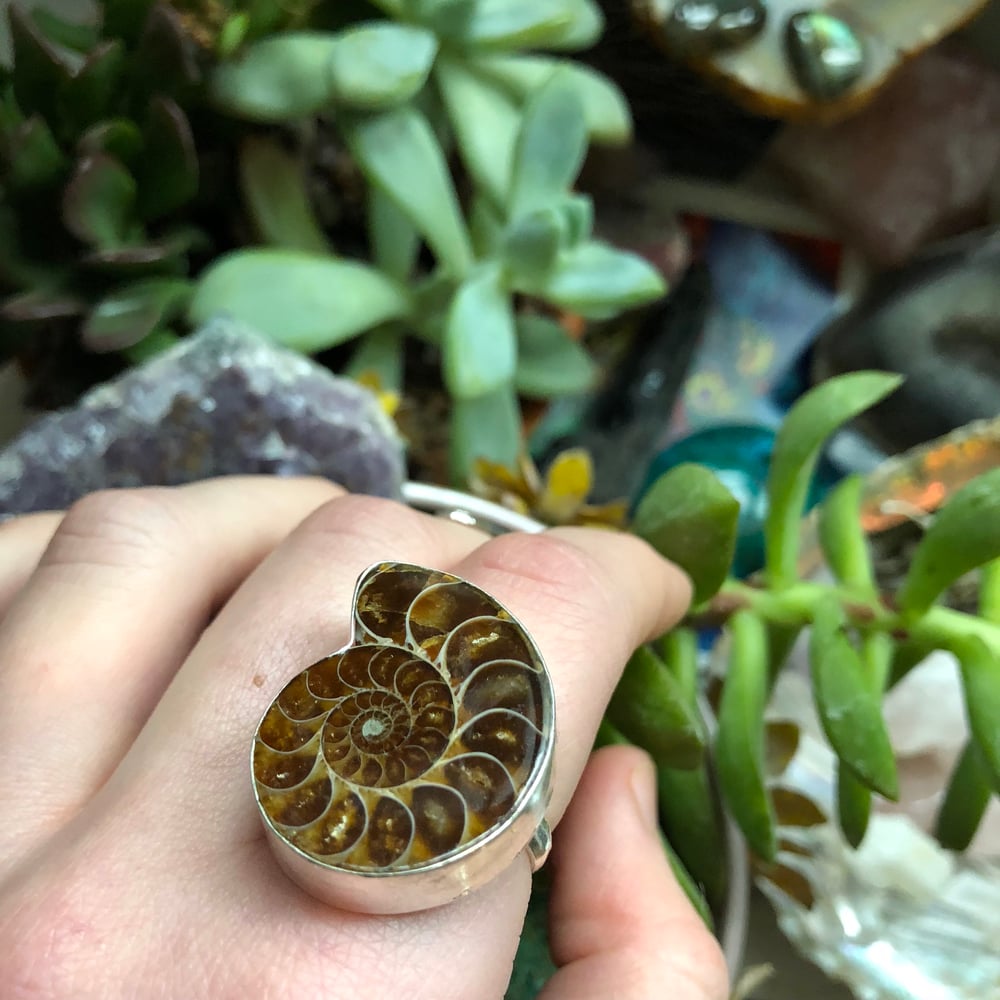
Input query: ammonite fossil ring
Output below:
<box><xmin>252</xmin><ymin>561</ymin><xmax>556</xmax><ymax>914</ymax></box>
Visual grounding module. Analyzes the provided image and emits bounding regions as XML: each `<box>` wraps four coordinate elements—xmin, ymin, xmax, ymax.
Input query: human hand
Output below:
<box><xmin>0</xmin><ymin>477</ymin><xmax>729</xmax><ymax>999</ymax></box>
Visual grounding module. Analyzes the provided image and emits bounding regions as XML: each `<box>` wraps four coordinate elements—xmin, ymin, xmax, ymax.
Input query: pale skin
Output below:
<box><xmin>0</xmin><ymin>477</ymin><xmax>730</xmax><ymax>1000</ymax></box>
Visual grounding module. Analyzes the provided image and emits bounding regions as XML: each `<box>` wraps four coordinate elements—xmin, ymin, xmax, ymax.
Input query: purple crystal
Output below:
<box><xmin>0</xmin><ymin>320</ymin><xmax>405</xmax><ymax>517</ymax></box>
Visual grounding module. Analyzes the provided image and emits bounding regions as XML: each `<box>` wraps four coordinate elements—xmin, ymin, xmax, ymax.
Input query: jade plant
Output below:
<box><xmin>606</xmin><ymin>371</ymin><xmax>1000</xmax><ymax>918</ymax></box>
<box><xmin>1</xmin><ymin>0</ymin><xmax>664</xmax><ymax>482</ymax></box>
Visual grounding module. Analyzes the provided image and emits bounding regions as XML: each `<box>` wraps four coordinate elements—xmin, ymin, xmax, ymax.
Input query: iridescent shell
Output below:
<box><xmin>253</xmin><ymin>563</ymin><xmax>552</xmax><ymax>874</ymax></box>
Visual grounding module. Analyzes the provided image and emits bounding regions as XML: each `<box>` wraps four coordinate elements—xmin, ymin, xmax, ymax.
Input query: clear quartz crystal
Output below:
<box><xmin>760</xmin><ymin>821</ymin><xmax>1000</xmax><ymax>1000</ymax></box>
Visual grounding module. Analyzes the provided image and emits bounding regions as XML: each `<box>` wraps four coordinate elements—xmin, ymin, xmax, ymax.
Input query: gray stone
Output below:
<box><xmin>0</xmin><ymin>319</ymin><xmax>406</xmax><ymax>517</ymax></box>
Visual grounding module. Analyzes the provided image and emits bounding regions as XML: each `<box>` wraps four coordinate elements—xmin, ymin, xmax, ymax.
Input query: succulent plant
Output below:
<box><xmin>0</xmin><ymin>3</ymin><xmax>215</xmax><ymax>370</ymax></box>
<box><xmin>2</xmin><ymin>0</ymin><xmax>662</xmax><ymax>481</ymax></box>
<box><xmin>605</xmin><ymin>371</ymin><xmax>1000</xmax><ymax>917</ymax></box>
<box><xmin>190</xmin><ymin>0</ymin><xmax>663</xmax><ymax>481</ymax></box>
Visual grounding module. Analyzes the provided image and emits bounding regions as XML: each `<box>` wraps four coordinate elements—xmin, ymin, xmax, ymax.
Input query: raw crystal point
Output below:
<box><xmin>0</xmin><ymin>319</ymin><xmax>405</xmax><ymax>517</ymax></box>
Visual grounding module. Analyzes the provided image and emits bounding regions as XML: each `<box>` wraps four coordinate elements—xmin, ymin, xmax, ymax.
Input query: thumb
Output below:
<box><xmin>538</xmin><ymin>746</ymin><xmax>729</xmax><ymax>1000</ymax></box>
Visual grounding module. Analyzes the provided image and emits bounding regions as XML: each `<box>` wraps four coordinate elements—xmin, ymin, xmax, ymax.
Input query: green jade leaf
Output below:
<box><xmin>953</xmin><ymin>634</ymin><xmax>1000</xmax><ymax>790</ymax></box>
<box><xmin>136</xmin><ymin>97</ymin><xmax>199</xmax><ymax>222</ymax></box>
<box><xmin>9</xmin><ymin>4</ymin><xmax>72</xmax><ymax>127</ymax></box>
<box><xmin>898</xmin><ymin>467</ymin><xmax>1000</xmax><ymax>616</ymax></box>
<box><xmin>501</xmin><ymin>208</ymin><xmax>565</xmax><ymax>282</ymax></box>
<box><xmin>935</xmin><ymin>741</ymin><xmax>994</xmax><ymax>851</ymax></box>
<box><xmin>442</xmin><ymin>266</ymin><xmax>517</xmax><ymax>399</ymax></box>
<box><xmin>631</xmin><ymin>463</ymin><xmax>740</xmax><ymax>605</ymax></box>
<box><xmin>61</xmin><ymin>153</ymin><xmax>137</xmax><ymax>250</ymax></box>
<box><xmin>809</xmin><ymin>599</ymin><xmax>898</xmax><ymax>800</ymax></box>
<box><xmin>63</xmin><ymin>41</ymin><xmax>126</xmax><ymax>134</ymax></box>
<box><xmin>210</xmin><ymin>33</ymin><xmax>340</xmax><ymax>121</ymax></box>
<box><xmin>765</xmin><ymin>372</ymin><xmax>902</xmax><ymax>587</ymax></box>
<box><xmin>606</xmin><ymin>645</ymin><xmax>706</xmax><ymax>770</ymax></box>
<box><xmin>83</xmin><ymin>277</ymin><xmax>192</xmax><ymax>352</ymax></box>
<box><xmin>328</xmin><ymin>23</ymin><xmax>438</xmax><ymax>109</ymax></box>
<box><xmin>189</xmin><ymin>249</ymin><xmax>411</xmax><ymax>353</ymax></box>
<box><xmin>368</xmin><ymin>186</ymin><xmax>419</xmax><ymax>281</ymax></box>
<box><xmin>6</xmin><ymin>116</ymin><xmax>66</xmax><ymax>191</ymax></box>
<box><xmin>716</xmin><ymin>610</ymin><xmax>777</xmax><ymax>861</ymax></box>
<box><xmin>238</xmin><ymin>136</ymin><xmax>330</xmax><ymax>254</ymax></box>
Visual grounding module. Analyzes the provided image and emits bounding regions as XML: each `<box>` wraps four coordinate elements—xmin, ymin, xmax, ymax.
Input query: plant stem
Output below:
<box><xmin>692</xmin><ymin>579</ymin><xmax>1000</xmax><ymax>659</ymax></box>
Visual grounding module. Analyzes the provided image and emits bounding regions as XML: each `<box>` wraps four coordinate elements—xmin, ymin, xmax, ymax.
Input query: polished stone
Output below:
<box><xmin>662</xmin><ymin>0</ymin><xmax>767</xmax><ymax>57</ymax></box>
<box><xmin>785</xmin><ymin>11</ymin><xmax>865</xmax><ymax>101</ymax></box>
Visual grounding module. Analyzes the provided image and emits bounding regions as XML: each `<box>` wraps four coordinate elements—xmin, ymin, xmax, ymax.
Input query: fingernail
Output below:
<box><xmin>629</xmin><ymin>755</ymin><xmax>660</xmax><ymax>833</ymax></box>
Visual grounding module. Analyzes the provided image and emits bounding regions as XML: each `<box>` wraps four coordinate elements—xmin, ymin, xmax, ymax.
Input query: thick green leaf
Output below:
<box><xmin>455</xmin><ymin>0</ymin><xmax>582</xmax><ymax>50</ymax></box>
<box><xmin>818</xmin><ymin>474</ymin><xmax>875</xmax><ymax>594</ymax></box>
<box><xmin>631</xmin><ymin>463</ymin><xmax>740</xmax><ymax>605</ymax></box>
<box><xmin>9</xmin><ymin>4</ymin><xmax>72</xmax><ymax>126</ymax></box>
<box><xmin>30</xmin><ymin>8</ymin><xmax>99</xmax><ymax>52</ymax></box>
<box><xmin>468</xmin><ymin>194</ymin><xmax>505</xmax><ymax>258</ymax></box>
<box><xmin>62</xmin><ymin>153</ymin><xmax>137</xmax><ymax>249</ymax></box>
<box><xmin>981</xmin><ymin>559</ymin><xmax>1000</xmax><ymax>623</ymax></box>
<box><xmin>809</xmin><ymin>599</ymin><xmax>898</xmax><ymax>799</ymax></box>
<box><xmin>530</xmin><ymin>240</ymin><xmax>666</xmax><ymax>318</ymax></box>
<box><xmin>765</xmin><ymin>372</ymin><xmax>902</xmax><ymax>587</ymax></box>
<box><xmin>508</xmin><ymin>70</ymin><xmax>587</xmax><ymax>220</ymax></box>
<box><xmin>898</xmin><ymin>468</ymin><xmax>1000</xmax><ymax>616</ymax></box>
<box><xmin>101</xmin><ymin>0</ymin><xmax>156</xmax><ymax>45</ymax></box>
<box><xmin>124</xmin><ymin>327</ymin><xmax>182</xmax><ymax>364</ymax></box>
<box><xmin>716</xmin><ymin>610</ymin><xmax>777</xmax><ymax>861</ymax></box>
<box><xmin>543</xmin><ymin>0</ymin><xmax>605</xmax><ymax>49</ymax></box>
<box><xmin>442</xmin><ymin>266</ymin><xmax>516</xmax><ymax>399</ymax></box>
<box><xmin>502</xmin><ymin>209</ymin><xmax>565</xmax><ymax>283</ymax></box>
<box><xmin>238</xmin><ymin>135</ymin><xmax>330</xmax><ymax>254</ymax></box>
<box><xmin>473</xmin><ymin>54</ymin><xmax>630</xmax><ymax>144</ymax></box>
<box><xmin>132</xmin><ymin>5</ymin><xmax>201</xmax><ymax>101</ymax></box>
<box><xmin>434</xmin><ymin>56</ymin><xmax>518</xmax><ymax>207</ymax></box>
<box><xmin>189</xmin><ymin>249</ymin><xmax>411</xmax><ymax>353</ymax></box>
<box><xmin>559</xmin><ymin>193</ymin><xmax>593</xmax><ymax>247</ymax></box>
<box><xmin>935</xmin><ymin>741</ymin><xmax>993</xmax><ymax>851</ymax></box>
<box><xmin>449</xmin><ymin>383</ymin><xmax>522</xmax><ymax>485</ymax></box>
<box><xmin>6</xmin><ymin>116</ymin><xmax>66</xmax><ymax>190</ymax></box>
<box><xmin>210</xmin><ymin>33</ymin><xmax>339</xmax><ymax>121</ymax></box>
<box><xmin>660</xmin><ymin>627</ymin><xmax>699</xmax><ymax>705</ymax></box>
<box><xmin>328</xmin><ymin>23</ymin><xmax>437</xmax><ymax>109</ymax></box>
<box><xmin>344</xmin><ymin>324</ymin><xmax>404</xmax><ymax>390</ymax></box>
<box><xmin>82</xmin><ymin>277</ymin><xmax>192</xmax><ymax>352</ymax></box>
<box><xmin>368</xmin><ymin>186</ymin><xmax>419</xmax><ymax>281</ymax></box>
<box><xmin>217</xmin><ymin>13</ymin><xmax>251</xmax><ymax>57</ymax></box>
<box><xmin>344</xmin><ymin>106</ymin><xmax>472</xmax><ymax>276</ymax></box>
<box><xmin>136</xmin><ymin>97</ymin><xmax>199</xmax><ymax>221</ymax></box>
<box><xmin>63</xmin><ymin>41</ymin><xmax>125</xmax><ymax>133</ymax></box>
<box><xmin>78</xmin><ymin>119</ymin><xmax>143</xmax><ymax>163</ymax></box>
<box><xmin>606</xmin><ymin>645</ymin><xmax>706</xmax><ymax>770</ymax></box>
<box><xmin>837</xmin><ymin>761</ymin><xmax>872</xmax><ymax>849</ymax></box>
<box><xmin>514</xmin><ymin>314</ymin><xmax>596</xmax><ymax>398</ymax></box>
<box><xmin>954</xmin><ymin>634</ymin><xmax>1000</xmax><ymax>791</ymax></box>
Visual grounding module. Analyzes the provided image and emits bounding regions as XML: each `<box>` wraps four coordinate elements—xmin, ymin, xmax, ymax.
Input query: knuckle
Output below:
<box><xmin>40</xmin><ymin>489</ymin><xmax>186</xmax><ymax>573</ymax></box>
<box><xmin>475</xmin><ymin>531</ymin><xmax>616</xmax><ymax>632</ymax></box>
<box><xmin>299</xmin><ymin>493</ymin><xmax>445</xmax><ymax>555</ymax></box>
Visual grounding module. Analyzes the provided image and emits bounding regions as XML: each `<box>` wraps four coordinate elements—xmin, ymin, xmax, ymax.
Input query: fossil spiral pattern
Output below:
<box><xmin>253</xmin><ymin>563</ymin><xmax>549</xmax><ymax>871</ymax></box>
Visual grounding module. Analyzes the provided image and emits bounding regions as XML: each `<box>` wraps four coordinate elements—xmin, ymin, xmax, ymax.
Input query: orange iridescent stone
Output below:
<box><xmin>253</xmin><ymin>563</ymin><xmax>548</xmax><ymax>872</ymax></box>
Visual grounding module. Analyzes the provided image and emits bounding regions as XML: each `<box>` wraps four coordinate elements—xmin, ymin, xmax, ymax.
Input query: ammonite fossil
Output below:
<box><xmin>252</xmin><ymin>561</ymin><xmax>555</xmax><ymax>913</ymax></box>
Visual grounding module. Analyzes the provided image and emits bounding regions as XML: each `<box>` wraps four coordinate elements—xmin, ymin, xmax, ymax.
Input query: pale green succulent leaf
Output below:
<box><xmin>508</xmin><ymin>70</ymin><xmax>587</xmax><ymax>220</ymax></box>
<box><xmin>210</xmin><ymin>33</ymin><xmax>339</xmax><ymax>121</ymax></box>
<box><xmin>449</xmin><ymin>383</ymin><xmax>523</xmax><ymax>486</ymax></box>
<box><xmin>473</xmin><ymin>54</ymin><xmax>631</xmax><ymax>143</ymax></box>
<box><xmin>531</xmin><ymin>240</ymin><xmax>666</xmax><ymax>317</ymax></box>
<box><xmin>189</xmin><ymin>249</ymin><xmax>411</xmax><ymax>353</ymax></box>
<box><xmin>443</xmin><ymin>266</ymin><xmax>517</xmax><ymax>399</ymax></box>
<box><xmin>328</xmin><ymin>23</ymin><xmax>438</xmax><ymax>110</ymax></box>
<box><xmin>239</xmin><ymin>135</ymin><xmax>331</xmax><ymax>254</ymax></box>
<box><xmin>344</xmin><ymin>106</ymin><xmax>473</xmax><ymax>277</ymax></box>
<box><xmin>515</xmin><ymin>314</ymin><xmax>597</xmax><ymax>398</ymax></box>
<box><xmin>434</xmin><ymin>56</ymin><xmax>518</xmax><ymax>207</ymax></box>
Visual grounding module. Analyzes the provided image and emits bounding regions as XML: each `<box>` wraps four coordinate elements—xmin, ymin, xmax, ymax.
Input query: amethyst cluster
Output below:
<box><xmin>0</xmin><ymin>320</ymin><xmax>405</xmax><ymax>517</ymax></box>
